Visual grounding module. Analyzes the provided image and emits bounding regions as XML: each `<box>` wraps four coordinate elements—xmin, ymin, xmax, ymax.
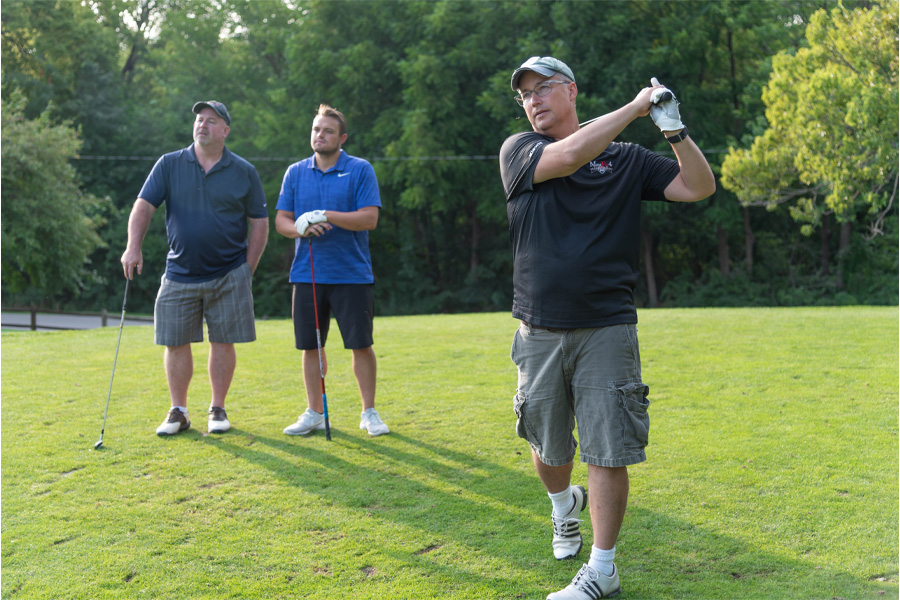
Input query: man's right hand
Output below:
<box><xmin>121</xmin><ymin>247</ymin><xmax>142</xmax><ymax>280</ymax></box>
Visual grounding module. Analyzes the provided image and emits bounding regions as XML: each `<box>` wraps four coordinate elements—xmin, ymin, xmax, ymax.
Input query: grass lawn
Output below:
<box><xmin>1</xmin><ymin>307</ymin><xmax>897</xmax><ymax>599</ymax></box>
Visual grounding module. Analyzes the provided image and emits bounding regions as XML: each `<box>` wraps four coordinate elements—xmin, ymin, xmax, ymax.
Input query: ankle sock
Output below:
<box><xmin>588</xmin><ymin>545</ymin><xmax>616</xmax><ymax>577</ymax></box>
<box><xmin>548</xmin><ymin>487</ymin><xmax>574</xmax><ymax>516</ymax></box>
<box><xmin>172</xmin><ymin>406</ymin><xmax>188</xmax><ymax>414</ymax></box>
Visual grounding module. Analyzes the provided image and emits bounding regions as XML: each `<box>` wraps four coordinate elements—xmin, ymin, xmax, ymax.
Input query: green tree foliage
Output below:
<box><xmin>2</xmin><ymin>0</ymin><xmax>895</xmax><ymax>312</ymax></box>
<box><xmin>720</xmin><ymin>0</ymin><xmax>898</xmax><ymax>237</ymax></box>
<box><xmin>1</xmin><ymin>92</ymin><xmax>113</xmax><ymax>298</ymax></box>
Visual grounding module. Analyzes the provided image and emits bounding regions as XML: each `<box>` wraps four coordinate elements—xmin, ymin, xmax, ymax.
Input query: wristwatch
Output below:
<box><xmin>665</xmin><ymin>127</ymin><xmax>689</xmax><ymax>144</ymax></box>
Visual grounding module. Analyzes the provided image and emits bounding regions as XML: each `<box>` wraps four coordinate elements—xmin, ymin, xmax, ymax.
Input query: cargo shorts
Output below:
<box><xmin>510</xmin><ymin>321</ymin><xmax>650</xmax><ymax>468</ymax></box>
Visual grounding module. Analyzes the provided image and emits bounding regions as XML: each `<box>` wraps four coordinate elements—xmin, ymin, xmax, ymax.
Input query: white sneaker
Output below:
<box><xmin>552</xmin><ymin>485</ymin><xmax>587</xmax><ymax>560</ymax></box>
<box><xmin>283</xmin><ymin>408</ymin><xmax>326</xmax><ymax>436</ymax></box>
<box><xmin>359</xmin><ymin>408</ymin><xmax>389</xmax><ymax>436</ymax></box>
<box><xmin>156</xmin><ymin>408</ymin><xmax>190</xmax><ymax>436</ymax></box>
<box><xmin>546</xmin><ymin>564</ymin><xmax>621</xmax><ymax>599</ymax></box>
<box><xmin>208</xmin><ymin>406</ymin><xmax>230</xmax><ymax>433</ymax></box>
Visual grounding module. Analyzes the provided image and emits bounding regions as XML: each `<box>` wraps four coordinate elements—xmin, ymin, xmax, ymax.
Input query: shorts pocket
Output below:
<box><xmin>513</xmin><ymin>391</ymin><xmax>540</xmax><ymax>451</ymax></box>
<box><xmin>612</xmin><ymin>380</ymin><xmax>650</xmax><ymax>452</ymax></box>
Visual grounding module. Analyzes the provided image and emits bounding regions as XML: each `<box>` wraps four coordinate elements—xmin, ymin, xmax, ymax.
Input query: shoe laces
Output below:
<box><xmin>551</xmin><ymin>514</ymin><xmax>583</xmax><ymax>536</ymax></box>
<box><xmin>571</xmin><ymin>564</ymin><xmax>598</xmax><ymax>589</ymax></box>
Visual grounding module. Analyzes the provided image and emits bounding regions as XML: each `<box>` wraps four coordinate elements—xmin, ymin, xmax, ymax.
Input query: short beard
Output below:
<box><xmin>316</xmin><ymin>146</ymin><xmax>340</xmax><ymax>158</ymax></box>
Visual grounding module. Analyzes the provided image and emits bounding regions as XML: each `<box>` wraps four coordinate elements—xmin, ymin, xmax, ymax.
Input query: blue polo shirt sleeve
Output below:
<box><xmin>138</xmin><ymin>154</ymin><xmax>171</xmax><ymax>207</ymax></box>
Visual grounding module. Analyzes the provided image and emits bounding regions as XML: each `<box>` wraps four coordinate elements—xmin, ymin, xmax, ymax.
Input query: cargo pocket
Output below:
<box><xmin>513</xmin><ymin>391</ymin><xmax>541</xmax><ymax>452</ymax></box>
<box><xmin>612</xmin><ymin>380</ymin><xmax>650</xmax><ymax>452</ymax></box>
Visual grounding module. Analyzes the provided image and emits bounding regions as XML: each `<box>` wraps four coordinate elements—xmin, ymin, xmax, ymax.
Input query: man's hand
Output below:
<box><xmin>648</xmin><ymin>77</ymin><xmax>684</xmax><ymax>133</ymax></box>
<box><xmin>294</xmin><ymin>210</ymin><xmax>328</xmax><ymax>236</ymax></box>
<box><xmin>121</xmin><ymin>247</ymin><xmax>142</xmax><ymax>280</ymax></box>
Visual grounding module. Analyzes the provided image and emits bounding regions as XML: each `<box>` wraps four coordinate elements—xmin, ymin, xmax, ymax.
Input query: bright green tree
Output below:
<box><xmin>720</xmin><ymin>0</ymin><xmax>898</xmax><ymax>238</ymax></box>
<box><xmin>1</xmin><ymin>92</ymin><xmax>113</xmax><ymax>301</ymax></box>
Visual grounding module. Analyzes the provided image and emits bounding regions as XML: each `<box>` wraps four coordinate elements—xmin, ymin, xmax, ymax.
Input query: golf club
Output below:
<box><xmin>94</xmin><ymin>277</ymin><xmax>130</xmax><ymax>450</ymax></box>
<box><xmin>308</xmin><ymin>239</ymin><xmax>332</xmax><ymax>441</ymax></box>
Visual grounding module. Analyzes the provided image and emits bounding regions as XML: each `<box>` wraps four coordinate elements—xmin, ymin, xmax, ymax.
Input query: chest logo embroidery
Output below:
<box><xmin>589</xmin><ymin>160</ymin><xmax>613</xmax><ymax>174</ymax></box>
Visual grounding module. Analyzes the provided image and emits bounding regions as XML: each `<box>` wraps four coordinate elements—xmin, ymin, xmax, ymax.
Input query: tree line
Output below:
<box><xmin>2</xmin><ymin>0</ymin><xmax>896</xmax><ymax>317</ymax></box>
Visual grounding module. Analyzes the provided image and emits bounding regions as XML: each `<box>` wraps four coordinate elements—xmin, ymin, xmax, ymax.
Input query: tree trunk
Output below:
<box><xmin>717</xmin><ymin>223</ymin><xmax>730</xmax><ymax>275</ymax></box>
<box><xmin>820</xmin><ymin>213</ymin><xmax>832</xmax><ymax>276</ymax></box>
<box><xmin>469</xmin><ymin>204</ymin><xmax>481</xmax><ymax>274</ymax></box>
<box><xmin>836</xmin><ymin>221</ymin><xmax>852</xmax><ymax>289</ymax></box>
<box><xmin>743</xmin><ymin>206</ymin><xmax>755</xmax><ymax>274</ymax></box>
<box><xmin>642</xmin><ymin>227</ymin><xmax>659</xmax><ymax>308</ymax></box>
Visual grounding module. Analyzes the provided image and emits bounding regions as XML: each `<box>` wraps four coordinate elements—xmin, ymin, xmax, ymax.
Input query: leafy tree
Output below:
<box><xmin>720</xmin><ymin>0</ymin><xmax>898</xmax><ymax>238</ymax></box>
<box><xmin>1</xmin><ymin>92</ymin><xmax>113</xmax><ymax>302</ymax></box>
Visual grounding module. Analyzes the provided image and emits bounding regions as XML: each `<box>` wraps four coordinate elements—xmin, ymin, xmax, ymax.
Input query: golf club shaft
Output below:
<box><xmin>308</xmin><ymin>240</ymin><xmax>331</xmax><ymax>440</ymax></box>
<box><xmin>98</xmin><ymin>277</ymin><xmax>130</xmax><ymax>446</ymax></box>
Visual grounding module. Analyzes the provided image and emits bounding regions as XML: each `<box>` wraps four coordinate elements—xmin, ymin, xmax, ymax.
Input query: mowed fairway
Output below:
<box><xmin>1</xmin><ymin>307</ymin><xmax>897</xmax><ymax>599</ymax></box>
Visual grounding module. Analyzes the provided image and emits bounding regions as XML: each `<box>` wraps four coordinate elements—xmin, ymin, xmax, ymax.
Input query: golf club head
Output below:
<box><xmin>94</xmin><ymin>439</ymin><xmax>104</xmax><ymax>450</ymax></box>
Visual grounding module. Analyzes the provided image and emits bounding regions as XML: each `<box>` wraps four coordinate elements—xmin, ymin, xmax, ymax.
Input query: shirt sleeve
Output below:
<box><xmin>638</xmin><ymin>145</ymin><xmax>680</xmax><ymax>202</ymax></box>
<box><xmin>275</xmin><ymin>164</ymin><xmax>296</xmax><ymax>213</ymax></box>
<box><xmin>499</xmin><ymin>132</ymin><xmax>548</xmax><ymax>201</ymax></box>
<box><xmin>246</xmin><ymin>166</ymin><xmax>268</xmax><ymax>218</ymax></box>
<box><xmin>354</xmin><ymin>161</ymin><xmax>382</xmax><ymax>209</ymax></box>
<box><xmin>137</xmin><ymin>155</ymin><xmax>169</xmax><ymax>207</ymax></box>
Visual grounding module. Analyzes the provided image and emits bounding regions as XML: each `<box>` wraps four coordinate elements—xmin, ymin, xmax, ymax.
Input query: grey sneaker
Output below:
<box><xmin>359</xmin><ymin>408</ymin><xmax>389</xmax><ymax>436</ymax></box>
<box><xmin>208</xmin><ymin>406</ymin><xmax>230</xmax><ymax>433</ymax></box>
<box><xmin>156</xmin><ymin>408</ymin><xmax>190</xmax><ymax>436</ymax></box>
<box><xmin>546</xmin><ymin>564</ymin><xmax>621</xmax><ymax>599</ymax></box>
<box><xmin>283</xmin><ymin>408</ymin><xmax>326</xmax><ymax>436</ymax></box>
<box><xmin>552</xmin><ymin>485</ymin><xmax>587</xmax><ymax>560</ymax></box>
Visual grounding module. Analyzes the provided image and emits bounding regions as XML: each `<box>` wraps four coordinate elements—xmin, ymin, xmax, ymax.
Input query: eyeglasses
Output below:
<box><xmin>515</xmin><ymin>80</ymin><xmax>569</xmax><ymax>106</ymax></box>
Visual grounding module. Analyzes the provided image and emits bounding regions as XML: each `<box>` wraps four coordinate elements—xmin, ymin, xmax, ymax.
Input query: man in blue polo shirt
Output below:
<box><xmin>121</xmin><ymin>100</ymin><xmax>269</xmax><ymax>437</ymax></box>
<box><xmin>275</xmin><ymin>104</ymin><xmax>388</xmax><ymax>437</ymax></box>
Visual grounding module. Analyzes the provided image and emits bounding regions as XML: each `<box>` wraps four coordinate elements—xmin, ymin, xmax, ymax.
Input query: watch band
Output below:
<box><xmin>665</xmin><ymin>126</ymin><xmax>689</xmax><ymax>144</ymax></box>
<box><xmin>666</xmin><ymin>127</ymin><xmax>688</xmax><ymax>144</ymax></box>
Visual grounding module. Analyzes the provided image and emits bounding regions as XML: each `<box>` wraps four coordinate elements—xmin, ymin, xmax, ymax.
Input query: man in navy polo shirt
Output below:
<box><xmin>275</xmin><ymin>104</ymin><xmax>388</xmax><ymax>438</ymax></box>
<box><xmin>121</xmin><ymin>100</ymin><xmax>269</xmax><ymax>437</ymax></box>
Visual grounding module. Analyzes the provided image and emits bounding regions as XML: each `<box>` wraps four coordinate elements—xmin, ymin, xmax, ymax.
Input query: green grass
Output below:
<box><xmin>2</xmin><ymin>307</ymin><xmax>897</xmax><ymax>599</ymax></box>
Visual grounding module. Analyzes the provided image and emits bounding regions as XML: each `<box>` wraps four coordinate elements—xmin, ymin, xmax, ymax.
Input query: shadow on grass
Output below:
<box><xmin>188</xmin><ymin>428</ymin><xmax>894</xmax><ymax>599</ymax></box>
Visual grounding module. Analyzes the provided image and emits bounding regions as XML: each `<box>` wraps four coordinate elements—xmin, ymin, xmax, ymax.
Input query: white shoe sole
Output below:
<box><xmin>208</xmin><ymin>421</ymin><xmax>231</xmax><ymax>434</ymax></box>
<box><xmin>283</xmin><ymin>422</ymin><xmax>326</xmax><ymax>436</ymax></box>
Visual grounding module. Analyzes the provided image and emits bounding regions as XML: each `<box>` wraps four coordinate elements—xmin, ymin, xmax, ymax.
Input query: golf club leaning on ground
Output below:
<box><xmin>94</xmin><ymin>277</ymin><xmax>131</xmax><ymax>450</ymax></box>
<box><xmin>309</xmin><ymin>239</ymin><xmax>332</xmax><ymax>441</ymax></box>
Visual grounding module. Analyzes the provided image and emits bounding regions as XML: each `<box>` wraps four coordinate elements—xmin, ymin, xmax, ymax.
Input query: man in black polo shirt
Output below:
<box><xmin>121</xmin><ymin>100</ymin><xmax>269</xmax><ymax>437</ymax></box>
<box><xmin>500</xmin><ymin>57</ymin><xmax>715</xmax><ymax>599</ymax></box>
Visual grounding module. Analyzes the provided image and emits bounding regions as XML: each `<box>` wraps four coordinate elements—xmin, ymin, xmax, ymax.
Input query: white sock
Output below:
<box><xmin>588</xmin><ymin>545</ymin><xmax>616</xmax><ymax>577</ymax></box>
<box><xmin>172</xmin><ymin>406</ymin><xmax>188</xmax><ymax>414</ymax></box>
<box><xmin>548</xmin><ymin>487</ymin><xmax>574</xmax><ymax>516</ymax></box>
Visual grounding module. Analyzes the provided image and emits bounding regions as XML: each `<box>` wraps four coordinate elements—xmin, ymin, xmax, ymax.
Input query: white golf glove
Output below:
<box><xmin>649</xmin><ymin>77</ymin><xmax>684</xmax><ymax>132</ymax></box>
<box><xmin>294</xmin><ymin>210</ymin><xmax>327</xmax><ymax>236</ymax></box>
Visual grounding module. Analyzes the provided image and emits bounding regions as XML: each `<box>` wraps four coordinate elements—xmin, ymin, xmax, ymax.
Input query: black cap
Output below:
<box><xmin>192</xmin><ymin>100</ymin><xmax>231</xmax><ymax>125</ymax></box>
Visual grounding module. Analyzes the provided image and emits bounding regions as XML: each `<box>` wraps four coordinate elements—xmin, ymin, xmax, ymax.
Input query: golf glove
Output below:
<box><xmin>295</xmin><ymin>210</ymin><xmax>327</xmax><ymax>236</ymax></box>
<box><xmin>649</xmin><ymin>77</ymin><xmax>684</xmax><ymax>132</ymax></box>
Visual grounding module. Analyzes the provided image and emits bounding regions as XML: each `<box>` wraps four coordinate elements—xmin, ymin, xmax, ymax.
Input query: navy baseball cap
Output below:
<box><xmin>192</xmin><ymin>100</ymin><xmax>231</xmax><ymax>125</ymax></box>
<box><xmin>510</xmin><ymin>56</ymin><xmax>576</xmax><ymax>91</ymax></box>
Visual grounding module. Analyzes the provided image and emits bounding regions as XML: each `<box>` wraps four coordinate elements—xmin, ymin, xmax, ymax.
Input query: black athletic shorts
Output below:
<box><xmin>292</xmin><ymin>283</ymin><xmax>374</xmax><ymax>350</ymax></box>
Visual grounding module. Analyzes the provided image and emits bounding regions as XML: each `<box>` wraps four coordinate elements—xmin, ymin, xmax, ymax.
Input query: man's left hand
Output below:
<box><xmin>295</xmin><ymin>210</ymin><xmax>328</xmax><ymax>236</ymax></box>
<box><xmin>649</xmin><ymin>77</ymin><xmax>684</xmax><ymax>132</ymax></box>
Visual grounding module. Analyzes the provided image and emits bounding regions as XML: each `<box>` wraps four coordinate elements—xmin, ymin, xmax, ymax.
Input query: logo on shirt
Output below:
<box><xmin>528</xmin><ymin>142</ymin><xmax>544</xmax><ymax>158</ymax></box>
<box><xmin>589</xmin><ymin>160</ymin><xmax>613</xmax><ymax>174</ymax></box>
<box><xmin>338</xmin><ymin>172</ymin><xmax>350</xmax><ymax>177</ymax></box>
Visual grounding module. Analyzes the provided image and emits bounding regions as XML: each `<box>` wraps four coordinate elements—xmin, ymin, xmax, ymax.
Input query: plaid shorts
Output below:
<box><xmin>510</xmin><ymin>322</ymin><xmax>650</xmax><ymax>468</ymax></box>
<box><xmin>154</xmin><ymin>262</ymin><xmax>256</xmax><ymax>346</ymax></box>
